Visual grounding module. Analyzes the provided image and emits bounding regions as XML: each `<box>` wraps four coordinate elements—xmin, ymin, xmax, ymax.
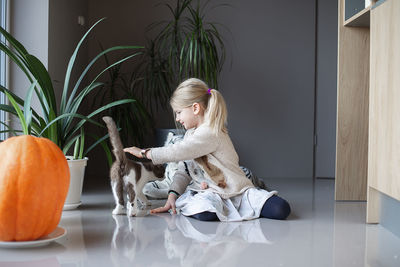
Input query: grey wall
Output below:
<box><xmin>48</xmin><ymin>0</ymin><xmax>89</xmax><ymax>109</ymax></box>
<box><xmin>215</xmin><ymin>0</ymin><xmax>316</xmax><ymax>179</ymax></box>
<box><xmin>8</xmin><ymin>0</ymin><xmax>338</xmax><ymax>189</ymax></box>
<box><xmin>315</xmin><ymin>0</ymin><xmax>338</xmax><ymax>178</ymax></box>
<box><xmin>85</xmin><ymin>0</ymin><xmax>319</xmax><ymax>186</ymax></box>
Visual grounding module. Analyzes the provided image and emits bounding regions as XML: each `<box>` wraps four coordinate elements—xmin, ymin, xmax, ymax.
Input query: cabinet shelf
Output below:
<box><xmin>344</xmin><ymin>6</ymin><xmax>371</xmax><ymax>27</ymax></box>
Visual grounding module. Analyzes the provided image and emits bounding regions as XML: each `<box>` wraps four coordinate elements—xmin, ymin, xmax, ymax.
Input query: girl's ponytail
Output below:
<box><xmin>205</xmin><ymin>89</ymin><xmax>228</xmax><ymax>136</ymax></box>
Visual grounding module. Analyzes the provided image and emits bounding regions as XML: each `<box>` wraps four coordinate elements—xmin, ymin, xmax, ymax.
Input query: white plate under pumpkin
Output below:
<box><xmin>0</xmin><ymin>227</ymin><xmax>66</xmax><ymax>248</ymax></box>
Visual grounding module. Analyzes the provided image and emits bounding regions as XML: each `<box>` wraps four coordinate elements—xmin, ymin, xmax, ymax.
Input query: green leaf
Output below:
<box><xmin>24</xmin><ymin>80</ymin><xmax>38</xmax><ymax>133</ymax></box>
<box><xmin>39</xmin><ymin>113</ymin><xmax>103</xmax><ymax>138</ymax></box>
<box><xmin>79</xmin><ymin>128</ymin><xmax>85</xmax><ymax>159</ymax></box>
<box><xmin>0</xmin><ymin>85</ymin><xmax>42</xmax><ymax>121</ymax></box>
<box><xmin>63</xmin><ymin>134</ymin><xmax>80</xmax><ymax>155</ymax></box>
<box><xmin>0</xmin><ymin>43</ymin><xmax>31</xmax><ymax>79</ymax></box>
<box><xmin>0</xmin><ymin>25</ymin><xmax>28</xmax><ymax>56</ymax></box>
<box><xmin>4</xmin><ymin>91</ymin><xmax>28</xmax><ymax>135</ymax></box>
<box><xmin>0</xmin><ymin>121</ymin><xmax>21</xmax><ymax>136</ymax></box>
<box><xmin>25</xmin><ymin>54</ymin><xmax>57</xmax><ymax>113</ymax></box>
<box><xmin>0</xmin><ymin>104</ymin><xmax>17</xmax><ymax>115</ymax></box>
<box><xmin>61</xmin><ymin>18</ymin><xmax>107</xmax><ymax>113</ymax></box>
<box><xmin>67</xmin><ymin>99</ymin><xmax>135</xmax><ymax>139</ymax></box>
<box><xmin>73</xmin><ymin>137</ymin><xmax>80</xmax><ymax>160</ymax></box>
<box><xmin>62</xmin><ymin>82</ymin><xmax>103</xmax><ymax>132</ymax></box>
<box><xmin>85</xmin><ymin>132</ymin><xmax>110</xmax><ymax>157</ymax></box>
<box><xmin>63</xmin><ymin>45</ymin><xmax>143</xmax><ymax>114</ymax></box>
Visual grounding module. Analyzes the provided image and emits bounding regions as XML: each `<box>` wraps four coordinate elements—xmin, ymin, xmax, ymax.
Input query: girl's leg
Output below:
<box><xmin>190</xmin><ymin>211</ymin><xmax>219</xmax><ymax>221</ymax></box>
<box><xmin>260</xmin><ymin>195</ymin><xmax>291</xmax><ymax>220</ymax></box>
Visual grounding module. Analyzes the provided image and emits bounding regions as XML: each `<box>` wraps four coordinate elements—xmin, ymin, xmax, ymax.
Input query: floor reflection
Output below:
<box><xmin>3</xmin><ymin>179</ymin><xmax>400</xmax><ymax>267</ymax></box>
<box><xmin>0</xmin><ymin>257</ymin><xmax>61</xmax><ymax>267</ymax></box>
<box><xmin>58</xmin><ymin>210</ymin><xmax>87</xmax><ymax>266</ymax></box>
<box><xmin>0</xmin><ymin>244</ymin><xmax>65</xmax><ymax>266</ymax></box>
<box><xmin>110</xmin><ymin>213</ymin><xmax>166</xmax><ymax>267</ymax></box>
<box><xmin>162</xmin><ymin>214</ymin><xmax>273</xmax><ymax>267</ymax></box>
<box><xmin>110</xmin><ymin>212</ymin><xmax>288</xmax><ymax>267</ymax></box>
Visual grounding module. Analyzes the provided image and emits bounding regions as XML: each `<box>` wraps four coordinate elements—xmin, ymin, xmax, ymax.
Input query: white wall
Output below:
<box><xmin>9</xmin><ymin>0</ymin><xmax>88</xmax><ymax>130</ymax></box>
<box><xmin>9</xmin><ymin>0</ymin><xmax>49</xmax><ymax>130</ymax></box>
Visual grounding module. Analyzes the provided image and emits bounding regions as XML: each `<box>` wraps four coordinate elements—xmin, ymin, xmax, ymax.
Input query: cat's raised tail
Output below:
<box><xmin>102</xmin><ymin>116</ymin><xmax>127</xmax><ymax>163</ymax></box>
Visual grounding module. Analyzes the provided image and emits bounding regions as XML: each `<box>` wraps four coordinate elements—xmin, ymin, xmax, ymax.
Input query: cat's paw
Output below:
<box><xmin>112</xmin><ymin>204</ymin><xmax>126</xmax><ymax>215</ymax></box>
<box><xmin>127</xmin><ymin>204</ymin><xmax>137</xmax><ymax>217</ymax></box>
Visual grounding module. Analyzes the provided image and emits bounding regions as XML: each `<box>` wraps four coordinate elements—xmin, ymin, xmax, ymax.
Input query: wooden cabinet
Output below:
<box><xmin>367</xmin><ymin>0</ymin><xmax>400</xmax><ymax>223</ymax></box>
<box><xmin>336</xmin><ymin>0</ymin><xmax>400</xmax><ymax>223</ymax></box>
<box><xmin>335</xmin><ymin>0</ymin><xmax>371</xmax><ymax>201</ymax></box>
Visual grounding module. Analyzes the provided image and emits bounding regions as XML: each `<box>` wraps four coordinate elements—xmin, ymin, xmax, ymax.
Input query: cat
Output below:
<box><xmin>102</xmin><ymin>116</ymin><xmax>165</xmax><ymax>216</ymax></box>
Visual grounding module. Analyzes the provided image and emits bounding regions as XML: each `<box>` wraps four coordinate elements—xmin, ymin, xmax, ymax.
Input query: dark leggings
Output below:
<box><xmin>190</xmin><ymin>195</ymin><xmax>291</xmax><ymax>221</ymax></box>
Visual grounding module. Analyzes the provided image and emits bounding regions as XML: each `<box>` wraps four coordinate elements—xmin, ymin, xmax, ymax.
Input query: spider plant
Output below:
<box><xmin>0</xmin><ymin>18</ymin><xmax>142</xmax><ymax>162</ymax></box>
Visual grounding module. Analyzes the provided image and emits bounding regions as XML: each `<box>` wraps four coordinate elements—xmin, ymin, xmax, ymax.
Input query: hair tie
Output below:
<box><xmin>207</xmin><ymin>88</ymin><xmax>212</xmax><ymax>95</ymax></box>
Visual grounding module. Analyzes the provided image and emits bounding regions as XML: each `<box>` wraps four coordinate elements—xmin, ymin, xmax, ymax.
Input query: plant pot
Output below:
<box><xmin>63</xmin><ymin>156</ymin><xmax>88</xmax><ymax>210</ymax></box>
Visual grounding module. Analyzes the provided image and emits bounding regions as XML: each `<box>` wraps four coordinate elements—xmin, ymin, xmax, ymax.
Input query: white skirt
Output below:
<box><xmin>175</xmin><ymin>188</ymin><xmax>278</xmax><ymax>222</ymax></box>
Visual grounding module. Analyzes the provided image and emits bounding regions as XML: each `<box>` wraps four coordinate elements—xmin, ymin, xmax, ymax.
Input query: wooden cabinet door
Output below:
<box><xmin>367</xmin><ymin>0</ymin><xmax>400</xmax><ymax>222</ymax></box>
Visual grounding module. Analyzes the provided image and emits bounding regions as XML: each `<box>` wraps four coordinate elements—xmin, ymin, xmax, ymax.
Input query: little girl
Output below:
<box><xmin>124</xmin><ymin>78</ymin><xmax>291</xmax><ymax>222</ymax></box>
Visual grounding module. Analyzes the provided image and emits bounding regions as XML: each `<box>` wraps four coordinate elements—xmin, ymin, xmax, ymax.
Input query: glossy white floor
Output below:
<box><xmin>1</xmin><ymin>178</ymin><xmax>400</xmax><ymax>267</ymax></box>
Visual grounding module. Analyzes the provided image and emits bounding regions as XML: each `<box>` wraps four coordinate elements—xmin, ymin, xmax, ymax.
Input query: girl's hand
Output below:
<box><xmin>200</xmin><ymin>182</ymin><xmax>209</xmax><ymax>190</ymax></box>
<box><xmin>123</xmin><ymin>146</ymin><xmax>142</xmax><ymax>158</ymax></box>
<box><xmin>150</xmin><ymin>193</ymin><xmax>177</xmax><ymax>214</ymax></box>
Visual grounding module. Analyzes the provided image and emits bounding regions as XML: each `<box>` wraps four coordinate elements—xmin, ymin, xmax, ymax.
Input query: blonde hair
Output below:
<box><xmin>170</xmin><ymin>78</ymin><xmax>228</xmax><ymax>135</ymax></box>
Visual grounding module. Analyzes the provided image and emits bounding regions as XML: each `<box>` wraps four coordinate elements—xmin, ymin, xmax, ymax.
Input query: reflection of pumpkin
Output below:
<box><xmin>0</xmin><ymin>135</ymin><xmax>70</xmax><ymax>241</ymax></box>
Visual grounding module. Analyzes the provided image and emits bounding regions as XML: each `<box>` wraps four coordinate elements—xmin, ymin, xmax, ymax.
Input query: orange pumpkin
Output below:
<box><xmin>0</xmin><ymin>135</ymin><xmax>70</xmax><ymax>241</ymax></box>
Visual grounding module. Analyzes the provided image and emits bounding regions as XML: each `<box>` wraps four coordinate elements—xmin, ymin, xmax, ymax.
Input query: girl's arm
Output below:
<box><xmin>123</xmin><ymin>125</ymin><xmax>218</xmax><ymax>163</ymax></box>
<box><xmin>123</xmin><ymin>146</ymin><xmax>152</xmax><ymax>160</ymax></box>
<box><xmin>150</xmin><ymin>126</ymin><xmax>219</xmax><ymax>164</ymax></box>
<box><xmin>150</xmin><ymin>161</ymin><xmax>192</xmax><ymax>214</ymax></box>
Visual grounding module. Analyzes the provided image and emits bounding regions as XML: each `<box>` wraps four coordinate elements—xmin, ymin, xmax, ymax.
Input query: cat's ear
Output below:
<box><xmin>164</xmin><ymin>132</ymin><xmax>175</xmax><ymax>146</ymax></box>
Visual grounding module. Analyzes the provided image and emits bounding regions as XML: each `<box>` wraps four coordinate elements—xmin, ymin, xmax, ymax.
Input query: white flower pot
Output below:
<box><xmin>63</xmin><ymin>156</ymin><xmax>88</xmax><ymax>210</ymax></box>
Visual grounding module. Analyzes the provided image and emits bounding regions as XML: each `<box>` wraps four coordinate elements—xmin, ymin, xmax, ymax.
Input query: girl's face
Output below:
<box><xmin>174</xmin><ymin>103</ymin><xmax>204</xmax><ymax>130</ymax></box>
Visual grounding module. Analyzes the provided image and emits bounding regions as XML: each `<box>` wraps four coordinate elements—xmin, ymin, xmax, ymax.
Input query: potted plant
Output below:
<box><xmin>0</xmin><ymin>18</ymin><xmax>143</xmax><ymax>210</ymax></box>
<box><xmin>140</xmin><ymin>0</ymin><xmax>227</xmax><ymax>105</ymax></box>
<box><xmin>89</xmin><ymin>45</ymin><xmax>153</xmax><ymax>146</ymax></box>
<box><xmin>134</xmin><ymin>0</ymin><xmax>228</xmax><ymax>141</ymax></box>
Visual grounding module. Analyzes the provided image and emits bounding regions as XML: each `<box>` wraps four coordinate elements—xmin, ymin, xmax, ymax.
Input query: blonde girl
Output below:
<box><xmin>124</xmin><ymin>78</ymin><xmax>290</xmax><ymax>221</ymax></box>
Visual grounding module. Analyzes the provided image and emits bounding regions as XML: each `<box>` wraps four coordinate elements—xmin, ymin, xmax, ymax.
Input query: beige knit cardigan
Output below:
<box><xmin>150</xmin><ymin>124</ymin><xmax>254</xmax><ymax>199</ymax></box>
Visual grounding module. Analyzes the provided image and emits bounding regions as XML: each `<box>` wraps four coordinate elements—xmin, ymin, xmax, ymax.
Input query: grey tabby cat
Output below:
<box><xmin>103</xmin><ymin>116</ymin><xmax>165</xmax><ymax>216</ymax></box>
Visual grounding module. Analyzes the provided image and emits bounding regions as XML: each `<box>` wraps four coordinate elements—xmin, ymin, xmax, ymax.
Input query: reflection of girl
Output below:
<box><xmin>163</xmin><ymin>215</ymin><xmax>271</xmax><ymax>267</ymax></box>
<box><xmin>124</xmin><ymin>78</ymin><xmax>290</xmax><ymax>222</ymax></box>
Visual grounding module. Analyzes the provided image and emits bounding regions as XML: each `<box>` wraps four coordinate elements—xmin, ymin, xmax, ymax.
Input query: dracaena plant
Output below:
<box><xmin>0</xmin><ymin>18</ymin><xmax>142</xmax><ymax>163</ymax></box>
<box><xmin>136</xmin><ymin>0</ymin><xmax>228</xmax><ymax>114</ymax></box>
<box><xmin>88</xmin><ymin>44</ymin><xmax>153</xmax><ymax>146</ymax></box>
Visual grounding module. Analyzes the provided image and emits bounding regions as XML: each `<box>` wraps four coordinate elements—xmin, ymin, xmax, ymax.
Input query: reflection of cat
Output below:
<box><xmin>103</xmin><ymin>116</ymin><xmax>165</xmax><ymax>216</ymax></box>
<box><xmin>110</xmin><ymin>215</ymin><xmax>166</xmax><ymax>266</ymax></box>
